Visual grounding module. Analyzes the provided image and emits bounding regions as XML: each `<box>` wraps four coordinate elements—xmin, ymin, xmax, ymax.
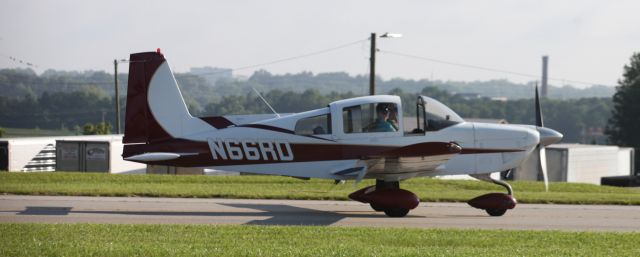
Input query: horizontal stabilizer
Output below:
<box><xmin>124</xmin><ymin>152</ymin><xmax>193</xmax><ymax>162</ymax></box>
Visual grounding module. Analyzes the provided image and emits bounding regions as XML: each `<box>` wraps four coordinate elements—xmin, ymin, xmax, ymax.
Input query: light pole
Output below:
<box><xmin>113</xmin><ymin>59</ymin><xmax>128</xmax><ymax>134</ymax></box>
<box><xmin>369</xmin><ymin>32</ymin><xmax>402</xmax><ymax>95</ymax></box>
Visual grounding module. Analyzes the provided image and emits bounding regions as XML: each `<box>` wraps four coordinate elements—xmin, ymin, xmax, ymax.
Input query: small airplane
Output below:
<box><xmin>122</xmin><ymin>49</ymin><xmax>563</xmax><ymax>217</ymax></box>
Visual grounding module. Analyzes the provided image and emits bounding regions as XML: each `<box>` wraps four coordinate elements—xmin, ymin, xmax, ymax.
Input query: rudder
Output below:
<box><xmin>123</xmin><ymin>51</ymin><xmax>172</xmax><ymax>144</ymax></box>
<box><xmin>123</xmin><ymin>50</ymin><xmax>216</xmax><ymax>144</ymax></box>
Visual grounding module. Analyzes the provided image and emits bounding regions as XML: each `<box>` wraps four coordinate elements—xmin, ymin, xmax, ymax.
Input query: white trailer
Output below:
<box><xmin>0</xmin><ymin>137</ymin><xmax>57</xmax><ymax>172</ymax></box>
<box><xmin>1</xmin><ymin>135</ymin><xmax>145</xmax><ymax>174</ymax></box>
<box><xmin>514</xmin><ymin>144</ymin><xmax>635</xmax><ymax>185</ymax></box>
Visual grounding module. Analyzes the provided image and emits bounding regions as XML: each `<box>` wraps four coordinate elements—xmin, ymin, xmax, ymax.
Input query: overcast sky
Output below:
<box><xmin>1</xmin><ymin>0</ymin><xmax>638</xmax><ymax>87</ymax></box>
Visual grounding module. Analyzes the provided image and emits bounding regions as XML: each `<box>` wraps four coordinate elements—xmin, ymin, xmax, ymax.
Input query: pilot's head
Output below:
<box><xmin>376</xmin><ymin>103</ymin><xmax>391</xmax><ymax>119</ymax></box>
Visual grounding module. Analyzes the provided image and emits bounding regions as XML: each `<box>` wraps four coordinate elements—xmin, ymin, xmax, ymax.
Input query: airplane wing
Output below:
<box><xmin>332</xmin><ymin>142</ymin><xmax>461</xmax><ymax>179</ymax></box>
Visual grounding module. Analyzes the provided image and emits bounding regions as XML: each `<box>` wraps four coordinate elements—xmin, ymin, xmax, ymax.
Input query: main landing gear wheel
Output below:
<box><xmin>383</xmin><ymin>208</ymin><xmax>410</xmax><ymax>217</ymax></box>
<box><xmin>349</xmin><ymin>180</ymin><xmax>419</xmax><ymax>218</ymax></box>
<box><xmin>370</xmin><ymin>203</ymin><xmax>384</xmax><ymax>212</ymax></box>
<box><xmin>486</xmin><ymin>208</ymin><xmax>507</xmax><ymax>217</ymax></box>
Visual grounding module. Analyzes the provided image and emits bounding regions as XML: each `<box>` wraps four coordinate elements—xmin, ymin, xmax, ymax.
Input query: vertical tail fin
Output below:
<box><xmin>123</xmin><ymin>51</ymin><xmax>210</xmax><ymax>144</ymax></box>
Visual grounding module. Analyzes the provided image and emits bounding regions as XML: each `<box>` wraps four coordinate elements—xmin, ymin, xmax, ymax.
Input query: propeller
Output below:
<box><xmin>535</xmin><ymin>85</ymin><xmax>549</xmax><ymax>192</ymax></box>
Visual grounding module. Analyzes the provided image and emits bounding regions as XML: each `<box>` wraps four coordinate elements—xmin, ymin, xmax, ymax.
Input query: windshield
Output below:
<box><xmin>419</xmin><ymin>96</ymin><xmax>464</xmax><ymax>131</ymax></box>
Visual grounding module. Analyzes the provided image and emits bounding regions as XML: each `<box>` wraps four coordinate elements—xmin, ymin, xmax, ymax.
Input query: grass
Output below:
<box><xmin>1</xmin><ymin>172</ymin><xmax>640</xmax><ymax>205</ymax></box>
<box><xmin>1</xmin><ymin>223</ymin><xmax>638</xmax><ymax>257</ymax></box>
<box><xmin>1</xmin><ymin>127</ymin><xmax>75</xmax><ymax>138</ymax></box>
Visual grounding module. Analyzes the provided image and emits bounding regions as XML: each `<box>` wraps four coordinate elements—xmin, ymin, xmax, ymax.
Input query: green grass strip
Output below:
<box><xmin>1</xmin><ymin>223</ymin><xmax>638</xmax><ymax>257</ymax></box>
<box><xmin>1</xmin><ymin>172</ymin><xmax>639</xmax><ymax>205</ymax></box>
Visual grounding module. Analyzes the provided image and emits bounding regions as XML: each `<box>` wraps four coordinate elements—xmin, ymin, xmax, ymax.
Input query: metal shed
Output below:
<box><xmin>56</xmin><ymin>135</ymin><xmax>145</xmax><ymax>174</ymax></box>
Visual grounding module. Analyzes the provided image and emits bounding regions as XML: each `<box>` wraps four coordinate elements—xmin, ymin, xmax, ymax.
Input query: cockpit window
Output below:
<box><xmin>418</xmin><ymin>96</ymin><xmax>464</xmax><ymax>131</ymax></box>
<box><xmin>295</xmin><ymin>114</ymin><xmax>331</xmax><ymax>135</ymax></box>
<box><xmin>343</xmin><ymin>103</ymin><xmax>398</xmax><ymax>133</ymax></box>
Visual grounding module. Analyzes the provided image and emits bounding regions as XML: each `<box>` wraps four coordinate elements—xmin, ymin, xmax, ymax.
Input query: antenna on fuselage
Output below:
<box><xmin>252</xmin><ymin>87</ymin><xmax>280</xmax><ymax>118</ymax></box>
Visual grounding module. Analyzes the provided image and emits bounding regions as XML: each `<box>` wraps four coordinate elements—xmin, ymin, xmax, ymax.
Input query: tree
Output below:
<box><xmin>606</xmin><ymin>52</ymin><xmax>640</xmax><ymax>169</ymax></box>
<box><xmin>0</xmin><ymin>127</ymin><xmax>5</xmax><ymax>138</ymax></box>
<box><xmin>82</xmin><ymin>122</ymin><xmax>112</xmax><ymax>135</ymax></box>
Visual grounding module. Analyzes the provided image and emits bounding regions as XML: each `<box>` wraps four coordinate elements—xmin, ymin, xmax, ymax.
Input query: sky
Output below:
<box><xmin>0</xmin><ymin>0</ymin><xmax>638</xmax><ymax>87</ymax></box>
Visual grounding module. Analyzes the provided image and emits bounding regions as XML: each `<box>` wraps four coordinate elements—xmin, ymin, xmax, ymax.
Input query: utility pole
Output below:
<box><xmin>113</xmin><ymin>59</ymin><xmax>121</xmax><ymax>134</ymax></box>
<box><xmin>541</xmin><ymin>55</ymin><xmax>549</xmax><ymax>98</ymax></box>
<box><xmin>369</xmin><ymin>32</ymin><xmax>402</xmax><ymax>96</ymax></box>
<box><xmin>369</xmin><ymin>33</ymin><xmax>376</xmax><ymax>96</ymax></box>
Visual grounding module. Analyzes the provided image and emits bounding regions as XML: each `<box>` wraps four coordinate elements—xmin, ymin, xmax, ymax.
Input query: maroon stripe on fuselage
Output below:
<box><xmin>199</xmin><ymin>116</ymin><xmax>235</xmax><ymax>129</ymax></box>
<box><xmin>460</xmin><ymin>148</ymin><xmax>524</xmax><ymax>154</ymax></box>
<box><xmin>238</xmin><ymin>124</ymin><xmax>295</xmax><ymax>134</ymax></box>
<box><xmin>237</xmin><ymin>124</ymin><xmax>335</xmax><ymax>142</ymax></box>
<box><xmin>123</xmin><ymin>140</ymin><xmax>460</xmax><ymax>167</ymax></box>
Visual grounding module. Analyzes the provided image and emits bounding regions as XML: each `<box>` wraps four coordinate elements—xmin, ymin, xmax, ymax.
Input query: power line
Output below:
<box><xmin>233</xmin><ymin>39</ymin><xmax>366</xmax><ymax>71</ymax></box>
<box><xmin>379</xmin><ymin>50</ymin><xmax>614</xmax><ymax>87</ymax></box>
<box><xmin>193</xmin><ymin>39</ymin><xmax>368</xmax><ymax>76</ymax></box>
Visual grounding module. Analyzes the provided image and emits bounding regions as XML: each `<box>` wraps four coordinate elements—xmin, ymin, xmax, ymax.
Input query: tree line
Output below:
<box><xmin>1</xmin><ymin>68</ymin><xmax>614</xmax><ymax>101</ymax></box>
<box><xmin>0</xmin><ymin>67</ymin><xmax>618</xmax><ymax>143</ymax></box>
<box><xmin>0</xmin><ymin>85</ymin><xmax>115</xmax><ymax>132</ymax></box>
<box><xmin>0</xmin><ymin>84</ymin><xmax>611</xmax><ymax>143</ymax></box>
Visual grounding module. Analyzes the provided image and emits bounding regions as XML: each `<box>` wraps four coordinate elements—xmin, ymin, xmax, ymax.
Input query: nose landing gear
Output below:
<box><xmin>468</xmin><ymin>174</ymin><xmax>517</xmax><ymax>216</ymax></box>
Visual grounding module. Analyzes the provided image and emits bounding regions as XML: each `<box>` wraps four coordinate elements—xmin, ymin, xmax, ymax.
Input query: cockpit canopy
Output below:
<box><xmin>416</xmin><ymin>96</ymin><xmax>464</xmax><ymax>132</ymax></box>
<box><xmin>287</xmin><ymin>95</ymin><xmax>463</xmax><ymax>137</ymax></box>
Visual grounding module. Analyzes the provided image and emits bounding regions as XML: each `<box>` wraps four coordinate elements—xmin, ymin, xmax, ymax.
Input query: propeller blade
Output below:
<box><xmin>539</xmin><ymin>145</ymin><xmax>549</xmax><ymax>192</ymax></box>
<box><xmin>535</xmin><ymin>85</ymin><xmax>544</xmax><ymax>127</ymax></box>
<box><xmin>534</xmin><ymin>85</ymin><xmax>549</xmax><ymax>191</ymax></box>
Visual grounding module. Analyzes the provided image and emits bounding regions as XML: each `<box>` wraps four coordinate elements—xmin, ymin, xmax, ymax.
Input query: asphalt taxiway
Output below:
<box><xmin>1</xmin><ymin>195</ymin><xmax>638</xmax><ymax>231</ymax></box>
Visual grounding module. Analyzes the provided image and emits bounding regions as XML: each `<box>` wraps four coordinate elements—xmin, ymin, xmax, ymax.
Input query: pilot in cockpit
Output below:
<box><xmin>368</xmin><ymin>103</ymin><xmax>397</xmax><ymax>132</ymax></box>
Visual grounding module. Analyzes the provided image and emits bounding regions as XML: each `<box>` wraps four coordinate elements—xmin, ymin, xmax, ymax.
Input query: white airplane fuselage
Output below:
<box><xmin>192</xmin><ymin>119</ymin><xmax>540</xmax><ymax>181</ymax></box>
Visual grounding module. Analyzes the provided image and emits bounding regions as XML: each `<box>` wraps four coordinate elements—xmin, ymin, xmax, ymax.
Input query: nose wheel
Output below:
<box><xmin>468</xmin><ymin>173</ymin><xmax>517</xmax><ymax>217</ymax></box>
<box><xmin>486</xmin><ymin>208</ymin><xmax>508</xmax><ymax>217</ymax></box>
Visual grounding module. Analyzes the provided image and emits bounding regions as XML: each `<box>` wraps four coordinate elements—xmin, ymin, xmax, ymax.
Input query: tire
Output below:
<box><xmin>370</xmin><ymin>203</ymin><xmax>384</xmax><ymax>212</ymax></box>
<box><xmin>383</xmin><ymin>208</ymin><xmax>410</xmax><ymax>217</ymax></box>
<box><xmin>486</xmin><ymin>208</ymin><xmax>507</xmax><ymax>216</ymax></box>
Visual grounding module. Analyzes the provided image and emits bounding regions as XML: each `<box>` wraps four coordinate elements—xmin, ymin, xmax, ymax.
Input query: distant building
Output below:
<box><xmin>189</xmin><ymin>67</ymin><xmax>232</xmax><ymax>86</ymax></box>
<box><xmin>489</xmin><ymin>97</ymin><xmax>508</xmax><ymax>102</ymax></box>
<box><xmin>582</xmin><ymin>127</ymin><xmax>607</xmax><ymax>144</ymax></box>
<box><xmin>234</xmin><ymin>74</ymin><xmax>250</xmax><ymax>82</ymax></box>
<box><xmin>454</xmin><ymin>92</ymin><xmax>481</xmax><ymax>100</ymax></box>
